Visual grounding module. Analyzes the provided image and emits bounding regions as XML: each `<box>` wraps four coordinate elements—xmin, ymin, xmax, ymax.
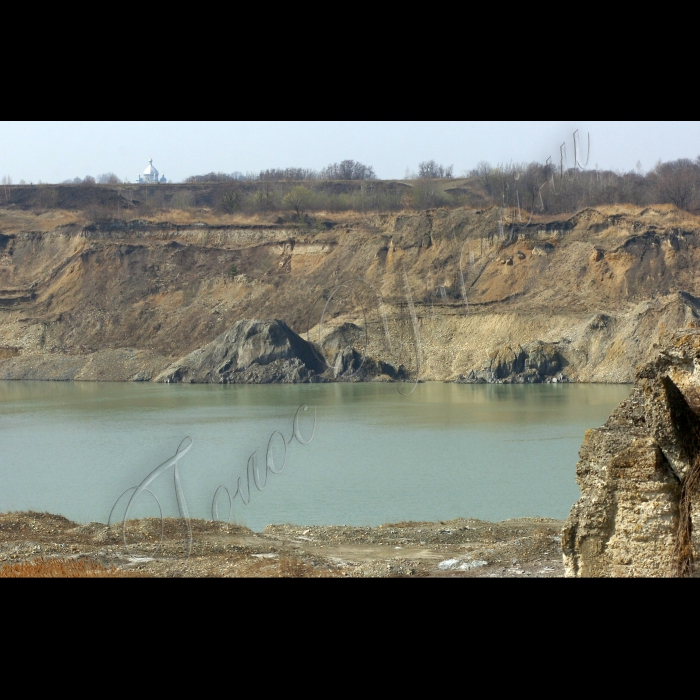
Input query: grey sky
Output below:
<box><xmin>1</xmin><ymin>121</ymin><xmax>698</xmax><ymax>184</ymax></box>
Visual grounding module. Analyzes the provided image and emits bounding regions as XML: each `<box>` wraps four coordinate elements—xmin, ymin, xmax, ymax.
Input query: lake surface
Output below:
<box><xmin>0</xmin><ymin>381</ymin><xmax>630</xmax><ymax>531</ymax></box>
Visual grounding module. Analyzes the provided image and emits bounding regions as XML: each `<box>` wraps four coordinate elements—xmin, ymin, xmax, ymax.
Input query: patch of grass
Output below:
<box><xmin>0</xmin><ymin>557</ymin><xmax>137</xmax><ymax>578</ymax></box>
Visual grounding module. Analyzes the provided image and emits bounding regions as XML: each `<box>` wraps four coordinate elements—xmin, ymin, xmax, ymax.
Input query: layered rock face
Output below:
<box><xmin>154</xmin><ymin>319</ymin><xmax>399</xmax><ymax>384</ymax></box>
<box><xmin>155</xmin><ymin>320</ymin><xmax>326</xmax><ymax>384</ymax></box>
<box><xmin>457</xmin><ymin>342</ymin><xmax>566</xmax><ymax>384</ymax></box>
<box><xmin>318</xmin><ymin>323</ymin><xmax>402</xmax><ymax>381</ymax></box>
<box><xmin>562</xmin><ymin>330</ymin><xmax>700</xmax><ymax>577</ymax></box>
<box><xmin>0</xmin><ymin>206</ymin><xmax>699</xmax><ymax>383</ymax></box>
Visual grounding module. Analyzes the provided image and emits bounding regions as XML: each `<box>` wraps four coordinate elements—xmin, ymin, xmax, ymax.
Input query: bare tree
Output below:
<box><xmin>221</xmin><ymin>188</ymin><xmax>242</xmax><ymax>214</ymax></box>
<box><xmin>418</xmin><ymin>161</ymin><xmax>454</xmax><ymax>179</ymax></box>
<box><xmin>97</xmin><ymin>173</ymin><xmax>122</xmax><ymax>184</ymax></box>
<box><xmin>470</xmin><ymin>161</ymin><xmax>493</xmax><ymax>190</ymax></box>
<box><xmin>320</xmin><ymin>160</ymin><xmax>376</xmax><ymax>181</ymax></box>
<box><xmin>283</xmin><ymin>186</ymin><xmax>314</xmax><ymax>218</ymax></box>
<box><xmin>652</xmin><ymin>159</ymin><xmax>700</xmax><ymax>210</ymax></box>
<box><xmin>1</xmin><ymin>175</ymin><xmax>11</xmax><ymax>202</ymax></box>
<box><xmin>258</xmin><ymin>168</ymin><xmax>318</xmax><ymax>181</ymax></box>
<box><xmin>253</xmin><ymin>180</ymin><xmax>277</xmax><ymax>211</ymax></box>
<box><xmin>184</xmin><ymin>172</ymin><xmax>243</xmax><ymax>184</ymax></box>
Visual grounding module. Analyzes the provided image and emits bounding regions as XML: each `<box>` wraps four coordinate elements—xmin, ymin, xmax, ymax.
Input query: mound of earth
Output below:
<box><xmin>155</xmin><ymin>319</ymin><xmax>326</xmax><ymax>384</ymax></box>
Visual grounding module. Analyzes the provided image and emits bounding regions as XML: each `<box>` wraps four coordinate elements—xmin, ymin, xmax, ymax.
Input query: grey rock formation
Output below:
<box><xmin>318</xmin><ymin>323</ymin><xmax>400</xmax><ymax>381</ymax></box>
<box><xmin>562</xmin><ymin>329</ymin><xmax>700</xmax><ymax>577</ymax></box>
<box><xmin>456</xmin><ymin>342</ymin><xmax>566</xmax><ymax>384</ymax></box>
<box><xmin>320</xmin><ymin>323</ymin><xmax>365</xmax><ymax>357</ymax></box>
<box><xmin>526</xmin><ymin>342</ymin><xmax>562</xmax><ymax>376</ymax></box>
<box><xmin>155</xmin><ymin>319</ymin><xmax>326</xmax><ymax>384</ymax></box>
<box><xmin>491</xmin><ymin>345</ymin><xmax>526</xmax><ymax>379</ymax></box>
<box><xmin>329</xmin><ymin>345</ymin><xmax>402</xmax><ymax>381</ymax></box>
<box><xmin>154</xmin><ymin>319</ymin><xmax>400</xmax><ymax>384</ymax></box>
<box><xmin>331</xmin><ymin>346</ymin><xmax>363</xmax><ymax>377</ymax></box>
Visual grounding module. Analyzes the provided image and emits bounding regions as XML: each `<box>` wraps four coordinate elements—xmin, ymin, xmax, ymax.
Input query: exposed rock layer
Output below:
<box><xmin>562</xmin><ymin>329</ymin><xmax>700</xmax><ymax>577</ymax></box>
<box><xmin>155</xmin><ymin>319</ymin><xmax>323</xmax><ymax>384</ymax></box>
<box><xmin>456</xmin><ymin>341</ymin><xmax>566</xmax><ymax>383</ymax></box>
<box><xmin>0</xmin><ymin>205</ymin><xmax>699</xmax><ymax>382</ymax></box>
<box><xmin>154</xmin><ymin>319</ymin><xmax>398</xmax><ymax>384</ymax></box>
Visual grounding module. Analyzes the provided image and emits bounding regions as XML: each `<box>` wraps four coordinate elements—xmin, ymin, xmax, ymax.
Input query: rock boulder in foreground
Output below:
<box><xmin>563</xmin><ymin>329</ymin><xmax>700</xmax><ymax>577</ymax></box>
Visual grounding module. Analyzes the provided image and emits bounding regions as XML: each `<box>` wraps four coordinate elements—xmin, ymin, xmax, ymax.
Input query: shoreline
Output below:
<box><xmin>0</xmin><ymin>377</ymin><xmax>634</xmax><ymax>385</ymax></box>
<box><xmin>0</xmin><ymin>511</ymin><xmax>565</xmax><ymax>578</ymax></box>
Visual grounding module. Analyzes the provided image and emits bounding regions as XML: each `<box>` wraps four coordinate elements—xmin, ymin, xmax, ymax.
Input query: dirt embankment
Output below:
<box><xmin>0</xmin><ymin>204</ymin><xmax>698</xmax><ymax>383</ymax></box>
<box><xmin>0</xmin><ymin>511</ymin><xmax>565</xmax><ymax>578</ymax></box>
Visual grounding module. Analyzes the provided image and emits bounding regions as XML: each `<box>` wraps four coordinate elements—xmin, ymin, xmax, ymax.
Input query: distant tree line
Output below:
<box><xmin>61</xmin><ymin>173</ymin><xmax>124</xmax><ymax>185</ymax></box>
<box><xmin>405</xmin><ymin>161</ymin><xmax>454</xmax><ymax>180</ymax></box>
<box><xmin>214</xmin><ymin>180</ymin><xmax>409</xmax><ymax>218</ymax></box>
<box><xmin>6</xmin><ymin>157</ymin><xmax>700</xmax><ymax>218</ymax></box>
<box><xmin>184</xmin><ymin>160</ymin><xmax>377</xmax><ymax>184</ymax></box>
<box><xmin>463</xmin><ymin>157</ymin><xmax>700</xmax><ymax>214</ymax></box>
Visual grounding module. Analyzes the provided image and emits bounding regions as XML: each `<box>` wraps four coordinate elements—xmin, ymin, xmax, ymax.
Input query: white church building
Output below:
<box><xmin>137</xmin><ymin>158</ymin><xmax>167</xmax><ymax>184</ymax></box>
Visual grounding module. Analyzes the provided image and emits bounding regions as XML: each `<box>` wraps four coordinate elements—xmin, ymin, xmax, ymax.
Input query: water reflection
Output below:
<box><xmin>0</xmin><ymin>381</ymin><xmax>631</xmax><ymax>530</ymax></box>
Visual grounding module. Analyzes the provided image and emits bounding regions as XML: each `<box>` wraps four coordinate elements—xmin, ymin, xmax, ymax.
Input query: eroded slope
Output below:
<box><xmin>0</xmin><ymin>205</ymin><xmax>698</xmax><ymax>382</ymax></box>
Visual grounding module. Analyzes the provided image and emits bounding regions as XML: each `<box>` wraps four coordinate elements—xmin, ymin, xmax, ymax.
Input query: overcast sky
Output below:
<box><xmin>1</xmin><ymin>121</ymin><xmax>698</xmax><ymax>184</ymax></box>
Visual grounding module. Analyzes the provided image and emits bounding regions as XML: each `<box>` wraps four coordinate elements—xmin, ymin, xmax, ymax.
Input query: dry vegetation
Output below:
<box><xmin>0</xmin><ymin>557</ymin><xmax>136</xmax><ymax>578</ymax></box>
<box><xmin>5</xmin><ymin>155</ymin><xmax>700</xmax><ymax>223</ymax></box>
<box><xmin>0</xmin><ymin>208</ymin><xmax>87</xmax><ymax>234</ymax></box>
<box><xmin>0</xmin><ymin>511</ymin><xmax>565</xmax><ymax>578</ymax></box>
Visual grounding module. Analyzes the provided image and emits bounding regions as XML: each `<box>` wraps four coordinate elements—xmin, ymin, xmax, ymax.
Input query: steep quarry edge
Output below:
<box><xmin>1</xmin><ymin>206</ymin><xmax>700</xmax><ymax>383</ymax></box>
<box><xmin>562</xmin><ymin>329</ymin><xmax>700</xmax><ymax>577</ymax></box>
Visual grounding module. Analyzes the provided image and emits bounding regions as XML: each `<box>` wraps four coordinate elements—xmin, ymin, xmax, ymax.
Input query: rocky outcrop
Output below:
<box><xmin>562</xmin><ymin>329</ymin><xmax>700</xmax><ymax>577</ymax></box>
<box><xmin>1</xmin><ymin>205</ymin><xmax>699</xmax><ymax>383</ymax></box>
<box><xmin>328</xmin><ymin>345</ymin><xmax>403</xmax><ymax>381</ymax></box>
<box><xmin>155</xmin><ymin>319</ymin><xmax>327</xmax><ymax>384</ymax></box>
<box><xmin>319</xmin><ymin>323</ymin><xmax>401</xmax><ymax>381</ymax></box>
<box><xmin>154</xmin><ymin>318</ymin><xmax>399</xmax><ymax>384</ymax></box>
<box><xmin>456</xmin><ymin>342</ymin><xmax>567</xmax><ymax>384</ymax></box>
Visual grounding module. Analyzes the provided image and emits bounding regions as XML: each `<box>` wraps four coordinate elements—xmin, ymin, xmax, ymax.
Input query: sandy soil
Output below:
<box><xmin>0</xmin><ymin>512</ymin><xmax>565</xmax><ymax>578</ymax></box>
<box><xmin>2</xmin><ymin>204</ymin><xmax>699</xmax><ymax>385</ymax></box>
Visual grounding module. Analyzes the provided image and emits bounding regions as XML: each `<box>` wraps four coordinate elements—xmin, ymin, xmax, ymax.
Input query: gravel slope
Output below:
<box><xmin>0</xmin><ymin>512</ymin><xmax>565</xmax><ymax>578</ymax></box>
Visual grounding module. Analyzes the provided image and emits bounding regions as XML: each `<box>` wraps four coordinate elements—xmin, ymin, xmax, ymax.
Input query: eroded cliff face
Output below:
<box><xmin>562</xmin><ymin>330</ymin><xmax>700</xmax><ymax>577</ymax></box>
<box><xmin>0</xmin><ymin>205</ymin><xmax>698</xmax><ymax>382</ymax></box>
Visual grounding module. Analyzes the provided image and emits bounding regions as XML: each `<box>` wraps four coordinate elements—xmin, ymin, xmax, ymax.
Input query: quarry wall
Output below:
<box><xmin>0</xmin><ymin>205</ymin><xmax>698</xmax><ymax>383</ymax></box>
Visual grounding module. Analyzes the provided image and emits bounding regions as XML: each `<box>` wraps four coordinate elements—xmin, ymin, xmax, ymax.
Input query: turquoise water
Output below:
<box><xmin>0</xmin><ymin>381</ymin><xmax>630</xmax><ymax>531</ymax></box>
